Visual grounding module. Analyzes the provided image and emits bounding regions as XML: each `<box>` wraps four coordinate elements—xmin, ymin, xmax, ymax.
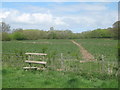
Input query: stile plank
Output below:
<box><xmin>25</xmin><ymin>53</ymin><xmax>47</xmax><ymax>56</ymax></box>
<box><xmin>25</xmin><ymin>60</ymin><xmax>47</xmax><ymax>64</ymax></box>
<box><xmin>23</xmin><ymin>67</ymin><xmax>37</xmax><ymax>70</ymax></box>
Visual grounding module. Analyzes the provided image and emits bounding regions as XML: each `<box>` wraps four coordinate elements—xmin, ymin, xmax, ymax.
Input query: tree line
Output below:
<box><xmin>0</xmin><ymin>21</ymin><xmax>119</xmax><ymax>41</ymax></box>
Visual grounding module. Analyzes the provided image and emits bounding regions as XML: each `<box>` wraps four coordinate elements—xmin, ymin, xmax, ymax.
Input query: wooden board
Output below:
<box><xmin>25</xmin><ymin>60</ymin><xmax>47</xmax><ymax>64</ymax></box>
<box><xmin>23</xmin><ymin>67</ymin><xmax>37</xmax><ymax>70</ymax></box>
<box><xmin>25</xmin><ymin>53</ymin><xmax>47</xmax><ymax>56</ymax></box>
<box><xmin>23</xmin><ymin>67</ymin><xmax>45</xmax><ymax>70</ymax></box>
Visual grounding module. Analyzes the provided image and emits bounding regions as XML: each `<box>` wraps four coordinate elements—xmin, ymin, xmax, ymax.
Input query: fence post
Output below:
<box><xmin>108</xmin><ymin>61</ymin><xmax>111</xmax><ymax>75</ymax></box>
<box><xmin>101</xmin><ymin>55</ymin><xmax>104</xmax><ymax>73</ymax></box>
<box><xmin>61</xmin><ymin>53</ymin><xmax>64</xmax><ymax>70</ymax></box>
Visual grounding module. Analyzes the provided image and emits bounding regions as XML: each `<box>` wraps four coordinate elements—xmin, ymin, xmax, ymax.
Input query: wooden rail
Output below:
<box><xmin>25</xmin><ymin>53</ymin><xmax>47</xmax><ymax>56</ymax></box>
<box><xmin>25</xmin><ymin>60</ymin><xmax>47</xmax><ymax>64</ymax></box>
<box><xmin>23</xmin><ymin>67</ymin><xmax>37</xmax><ymax>70</ymax></box>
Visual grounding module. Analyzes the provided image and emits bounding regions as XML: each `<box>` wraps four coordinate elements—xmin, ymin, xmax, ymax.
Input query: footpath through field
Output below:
<box><xmin>71</xmin><ymin>40</ymin><xmax>96</xmax><ymax>63</ymax></box>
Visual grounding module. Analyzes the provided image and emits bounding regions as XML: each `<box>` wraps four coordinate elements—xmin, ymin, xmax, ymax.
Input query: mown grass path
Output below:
<box><xmin>71</xmin><ymin>40</ymin><xmax>96</xmax><ymax>63</ymax></box>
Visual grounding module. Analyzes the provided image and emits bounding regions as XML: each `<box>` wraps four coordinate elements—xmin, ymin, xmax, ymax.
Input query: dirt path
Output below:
<box><xmin>71</xmin><ymin>40</ymin><xmax>96</xmax><ymax>63</ymax></box>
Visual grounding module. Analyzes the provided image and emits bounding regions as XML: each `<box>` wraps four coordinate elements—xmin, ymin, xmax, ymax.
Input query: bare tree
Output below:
<box><xmin>0</xmin><ymin>22</ymin><xmax>11</xmax><ymax>32</ymax></box>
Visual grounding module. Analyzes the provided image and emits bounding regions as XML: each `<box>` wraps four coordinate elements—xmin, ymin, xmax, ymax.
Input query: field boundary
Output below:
<box><xmin>71</xmin><ymin>40</ymin><xmax>96</xmax><ymax>63</ymax></box>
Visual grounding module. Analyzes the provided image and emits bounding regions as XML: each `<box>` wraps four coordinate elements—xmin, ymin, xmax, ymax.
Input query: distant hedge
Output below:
<box><xmin>1</xmin><ymin>28</ymin><xmax>118</xmax><ymax>41</ymax></box>
<box><xmin>1</xmin><ymin>21</ymin><xmax>119</xmax><ymax>41</ymax></box>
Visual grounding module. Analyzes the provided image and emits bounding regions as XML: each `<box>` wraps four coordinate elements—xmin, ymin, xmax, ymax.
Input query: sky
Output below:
<box><xmin>0</xmin><ymin>2</ymin><xmax>118</xmax><ymax>33</ymax></box>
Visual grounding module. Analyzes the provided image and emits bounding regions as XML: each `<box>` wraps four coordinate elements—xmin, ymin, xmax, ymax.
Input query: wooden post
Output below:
<box><xmin>29</xmin><ymin>63</ymin><xmax>32</xmax><ymax>67</ymax></box>
<box><xmin>61</xmin><ymin>53</ymin><xmax>64</xmax><ymax>69</ymax></box>
<box><xmin>99</xmin><ymin>60</ymin><xmax>102</xmax><ymax>74</ymax></box>
<box><xmin>101</xmin><ymin>55</ymin><xmax>104</xmax><ymax>73</ymax></box>
<box><xmin>89</xmin><ymin>61</ymin><xmax>91</xmax><ymax>74</ymax></box>
<box><xmin>107</xmin><ymin>61</ymin><xmax>110</xmax><ymax>75</ymax></box>
<box><xmin>28</xmin><ymin>55</ymin><xmax>31</xmax><ymax>60</ymax></box>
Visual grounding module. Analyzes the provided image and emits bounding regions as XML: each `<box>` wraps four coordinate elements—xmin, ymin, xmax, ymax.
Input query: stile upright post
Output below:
<box><xmin>61</xmin><ymin>53</ymin><xmax>64</xmax><ymax>70</ymax></box>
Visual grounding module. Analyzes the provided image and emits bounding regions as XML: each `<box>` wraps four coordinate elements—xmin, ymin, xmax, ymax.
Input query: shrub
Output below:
<box><xmin>12</xmin><ymin>32</ymin><xmax>25</xmax><ymax>40</ymax></box>
<box><xmin>2</xmin><ymin>32</ymin><xmax>11</xmax><ymax>41</ymax></box>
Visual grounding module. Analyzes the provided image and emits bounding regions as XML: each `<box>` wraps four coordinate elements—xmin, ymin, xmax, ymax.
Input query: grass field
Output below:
<box><xmin>75</xmin><ymin>39</ymin><xmax>118</xmax><ymax>61</ymax></box>
<box><xmin>2</xmin><ymin>39</ymin><xmax>118</xmax><ymax>88</ymax></box>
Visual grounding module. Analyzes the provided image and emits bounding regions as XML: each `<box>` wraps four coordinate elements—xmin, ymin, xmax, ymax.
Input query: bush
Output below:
<box><xmin>12</xmin><ymin>32</ymin><xmax>25</xmax><ymax>40</ymax></box>
<box><xmin>2</xmin><ymin>32</ymin><xmax>11</xmax><ymax>41</ymax></box>
<box><xmin>23</xmin><ymin>30</ymin><xmax>40</xmax><ymax>40</ymax></box>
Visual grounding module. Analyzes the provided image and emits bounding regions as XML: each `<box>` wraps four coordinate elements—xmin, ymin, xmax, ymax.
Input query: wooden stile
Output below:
<box><xmin>23</xmin><ymin>52</ymin><xmax>47</xmax><ymax>71</ymax></box>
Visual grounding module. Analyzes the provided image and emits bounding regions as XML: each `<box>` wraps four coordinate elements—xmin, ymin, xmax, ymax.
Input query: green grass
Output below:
<box><xmin>2</xmin><ymin>67</ymin><xmax>118</xmax><ymax>88</ymax></box>
<box><xmin>2</xmin><ymin>39</ymin><xmax>81</xmax><ymax>60</ymax></box>
<box><xmin>75</xmin><ymin>39</ymin><xmax>118</xmax><ymax>61</ymax></box>
<box><xmin>2</xmin><ymin>39</ymin><xmax>118</xmax><ymax>88</ymax></box>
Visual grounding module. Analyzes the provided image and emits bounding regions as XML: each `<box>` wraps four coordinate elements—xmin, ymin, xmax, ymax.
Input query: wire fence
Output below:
<box><xmin>2</xmin><ymin>52</ymin><xmax>119</xmax><ymax>78</ymax></box>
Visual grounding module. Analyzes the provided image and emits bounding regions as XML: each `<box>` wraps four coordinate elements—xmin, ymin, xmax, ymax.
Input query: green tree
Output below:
<box><xmin>11</xmin><ymin>28</ymin><xmax>25</xmax><ymax>40</ymax></box>
<box><xmin>50</xmin><ymin>27</ymin><xmax>54</xmax><ymax>31</ymax></box>
<box><xmin>12</xmin><ymin>32</ymin><xmax>25</xmax><ymax>40</ymax></box>
<box><xmin>23</xmin><ymin>29</ymin><xmax>44</xmax><ymax>40</ymax></box>
<box><xmin>112</xmin><ymin>21</ymin><xmax>120</xmax><ymax>39</ymax></box>
<box><xmin>2</xmin><ymin>32</ymin><xmax>11</xmax><ymax>41</ymax></box>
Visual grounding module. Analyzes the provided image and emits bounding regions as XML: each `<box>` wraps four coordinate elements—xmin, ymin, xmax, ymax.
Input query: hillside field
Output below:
<box><xmin>2</xmin><ymin>39</ymin><xmax>118</xmax><ymax>88</ymax></box>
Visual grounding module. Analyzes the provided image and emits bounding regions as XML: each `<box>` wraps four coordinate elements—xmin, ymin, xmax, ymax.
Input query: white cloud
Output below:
<box><xmin>60</xmin><ymin>9</ymin><xmax>118</xmax><ymax>32</ymax></box>
<box><xmin>54</xmin><ymin>17</ymin><xmax>68</xmax><ymax>26</ymax></box>
<box><xmin>32</xmin><ymin>13</ymin><xmax>53</xmax><ymax>23</ymax></box>
<box><xmin>0</xmin><ymin>11</ymin><xmax>10</xmax><ymax>19</ymax></box>
<box><xmin>16</xmin><ymin>13</ymin><xmax>31</xmax><ymax>23</ymax></box>
<box><xmin>1</xmin><ymin>9</ymin><xmax>68</xmax><ymax>30</ymax></box>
